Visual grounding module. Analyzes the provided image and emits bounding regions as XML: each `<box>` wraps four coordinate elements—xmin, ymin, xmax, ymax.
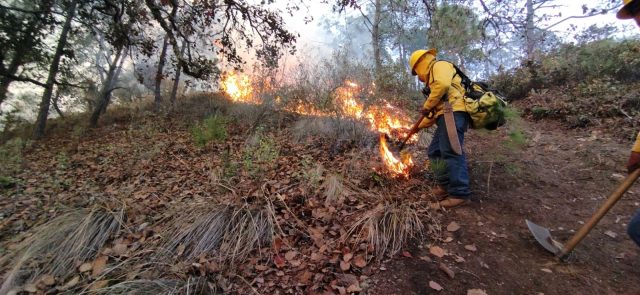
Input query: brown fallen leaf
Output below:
<box><xmin>464</xmin><ymin>244</ymin><xmax>478</xmax><ymax>252</ymax></box>
<box><xmin>353</xmin><ymin>255</ymin><xmax>367</xmax><ymax>268</ymax></box>
<box><xmin>273</xmin><ymin>237</ymin><xmax>283</xmax><ymax>252</ymax></box>
<box><xmin>402</xmin><ymin>251</ymin><xmax>412</xmax><ymax>258</ymax></box>
<box><xmin>59</xmin><ymin>276</ymin><xmax>79</xmax><ymax>291</ymax></box>
<box><xmin>23</xmin><ymin>284</ymin><xmax>37</xmax><ymax>293</ymax></box>
<box><xmin>446</xmin><ymin>221</ymin><xmax>461</xmax><ymax>232</ymax></box>
<box><xmin>274</xmin><ymin>254</ymin><xmax>286</xmax><ymax>268</ymax></box>
<box><xmin>340</xmin><ymin>260</ymin><xmax>351</xmax><ymax>271</ymax></box>
<box><xmin>79</xmin><ymin>262</ymin><xmax>93</xmax><ymax>273</ymax></box>
<box><xmin>429</xmin><ymin>280</ymin><xmax>443</xmax><ymax>291</ymax></box>
<box><xmin>177</xmin><ymin>244</ymin><xmax>186</xmax><ymax>256</ymax></box>
<box><xmin>285</xmin><ymin>250</ymin><xmax>298</xmax><ymax>261</ymax></box>
<box><xmin>92</xmin><ymin>256</ymin><xmax>108</xmax><ymax>277</ymax></box>
<box><xmin>297</xmin><ymin>270</ymin><xmax>313</xmax><ymax>285</ymax></box>
<box><xmin>429</xmin><ymin>246</ymin><xmax>446</xmax><ymax>258</ymax></box>
<box><xmin>419</xmin><ymin>256</ymin><xmax>432</xmax><ymax>262</ymax></box>
<box><xmin>255</xmin><ymin>264</ymin><xmax>268</xmax><ymax>271</ymax></box>
<box><xmin>113</xmin><ymin>243</ymin><xmax>127</xmax><ymax>256</ymax></box>
<box><xmin>346</xmin><ymin>284</ymin><xmax>362</xmax><ymax>293</ymax></box>
<box><xmin>343</xmin><ymin>252</ymin><xmax>353</xmax><ymax>262</ymax></box>
<box><xmin>40</xmin><ymin>275</ymin><xmax>55</xmax><ymax>286</ymax></box>
<box><xmin>438</xmin><ymin>263</ymin><xmax>455</xmax><ymax>279</ymax></box>
<box><xmin>467</xmin><ymin>289</ymin><xmax>488</xmax><ymax>295</ymax></box>
<box><xmin>90</xmin><ymin>280</ymin><xmax>109</xmax><ymax>291</ymax></box>
<box><xmin>454</xmin><ymin>255</ymin><xmax>466</xmax><ymax>263</ymax></box>
<box><xmin>443</xmin><ymin>236</ymin><xmax>454</xmax><ymax>243</ymax></box>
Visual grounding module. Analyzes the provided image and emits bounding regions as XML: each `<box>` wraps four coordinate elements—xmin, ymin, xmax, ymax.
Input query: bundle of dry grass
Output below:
<box><xmin>85</xmin><ymin>277</ymin><xmax>218</xmax><ymax>295</ymax></box>
<box><xmin>322</xmin><ymin>174</ymin><xmax>345</xmax><ymax>206</ymax></box>
<box><xmin>346</xmin><ymin>202</ymin><xmax>435</xmax><ymax>258</ymax></box>
<box><xmin>291</xmin><ymin>117</ymin><xmax>374</xmax><ymax>146</ymax></box>
<box><xmin>165</xmin><ymin>203</ymin><xmax>273</xmax><ymax>266</ymax></box>
<box><xmin>0</xmin><ymin>207</ymin><xmax>124</xmax><ymax>293</ymax></box>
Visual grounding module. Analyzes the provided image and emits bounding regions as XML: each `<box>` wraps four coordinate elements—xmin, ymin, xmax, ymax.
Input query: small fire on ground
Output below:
<box><xmin>221</xmin><ymin>73</ymin><xmax>416</xmax><ymax>177</ymax></box>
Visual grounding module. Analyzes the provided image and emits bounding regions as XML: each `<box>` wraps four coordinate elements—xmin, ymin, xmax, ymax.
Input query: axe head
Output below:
<box><xmin>525</xmin><ymin>219</ymin><xmax>564</xmax><ymax>255</ymax></box>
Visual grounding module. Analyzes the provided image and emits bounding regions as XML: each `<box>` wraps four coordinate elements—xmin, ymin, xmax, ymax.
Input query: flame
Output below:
<box><xmin>221</xmin><ymin>72</ymin><xmax>258</xmax><ymax>104</ymax></box>
<box><xmin>378</xmin><ymin>134</ymin><xmax>413</xmax><ymax>176</ymax></box>
<box><xmin>220</xmin><ymin>76</ymin><xmax>417</xmax><ymax>177</ymax></box>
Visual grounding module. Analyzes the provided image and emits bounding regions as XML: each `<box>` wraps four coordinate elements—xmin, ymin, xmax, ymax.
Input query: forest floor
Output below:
<box><xmin>0</xmin><ymin>94</ymin><xmax>639</xmax><ymax>295</ymax></box>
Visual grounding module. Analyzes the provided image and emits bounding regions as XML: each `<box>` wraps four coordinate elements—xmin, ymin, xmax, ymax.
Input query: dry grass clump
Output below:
<box><xmin>164</xmin><ymin>203</ymin><xmax>273</xmax><ymax>265</ymax></box>
<box><xmin>291</xmin><ymin>117</ymin><xmax>374</xmax><ymax>146</ymax></box>
<box><xmin>346</xmin><ymin>202</ymin><xmax>435</xmax><ymax>259</ymax></box>
<box><xmin>322</xmin><ymin>174</ymin><xmax>345</xmax><ymax>206</ymax></box>
<box><xmin>86</xmin><ymin>277</ymin><xmax>218</xmax><ymax>295</ymax></box>
<box><xmin>0</xmin><ymin>207</ymin><xmax>124</xmax><ymax>293</ymax></box>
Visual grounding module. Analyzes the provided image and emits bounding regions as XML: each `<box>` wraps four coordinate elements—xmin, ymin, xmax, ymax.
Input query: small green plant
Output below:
<box><xmin>191</xmin><ymin>114</ymin><xmax>228</xmax><ymax>147</ymax></box>
<box><xmin>503</xmin><ymin>106</ymin><xmax>528</xmax><ymax>149</ymax></box>
<box><xmin>0</xmin><ymin>138</ymin><xmax>25</xmax><ymax>178</ymax></box>
<box><xmin>242</xmin><ymin>129</ymin><xmax>279</xmax><ymax>177</ymax></box>
<box><xmin>56</xmin><ymin>152</ymin><xmax>69</xmax><ymax>170</ymax></box>
<box><xmin>429</xmin><ymin>158</ymin><xmax>448</xmax><ymax>183</ymax></box>
<box><xmin>295</xmin><ymin>155</ymin><xmax>324</xmax><ymax>189</ymax></box>
<box><xmin>221</xmin><ymin>147</ymin><xmax>238</xmax><ymax>179</ymax></box>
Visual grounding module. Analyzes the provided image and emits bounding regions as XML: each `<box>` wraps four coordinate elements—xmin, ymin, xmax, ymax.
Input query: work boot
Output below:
<box><xmin>429</xmin><ymin>197</ymin><xmax>468</xmax><ymax>210</ymax></box>
<box><xmin>431</xmin><ymin>185</ymin><xmax>448</xmax><ymax>200</ymax></box>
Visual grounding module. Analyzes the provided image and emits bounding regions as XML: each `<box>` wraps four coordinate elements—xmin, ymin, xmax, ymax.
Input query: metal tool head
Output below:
<box><xmin>525</xmin><ymin>219</ymin><xmax>564</xmax><ymax>255</ymax></box>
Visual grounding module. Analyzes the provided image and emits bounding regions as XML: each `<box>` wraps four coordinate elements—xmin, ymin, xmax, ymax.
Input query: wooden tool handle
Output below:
<box><xmin>398</xmin><ymin>114</ymin><xmax>425</xmax><ymax>151</ymax></box>
<box><xmin>557</xmin><ymin>168</ymin><xmax>640</xmax><ymax>258</ymax></box>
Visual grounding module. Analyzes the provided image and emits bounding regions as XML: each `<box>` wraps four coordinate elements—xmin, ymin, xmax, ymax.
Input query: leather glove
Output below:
<box><xmin>420</xmin><ymin>108</ymin><xmax>434</xmax><ymax>118</ymax></box>
<box><xmin>627</xmin><ymin>151</ymin><xmax>640</xmax><ymax>174</ymax></box>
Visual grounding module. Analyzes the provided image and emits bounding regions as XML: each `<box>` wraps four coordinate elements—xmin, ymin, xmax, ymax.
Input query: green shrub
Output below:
<box><xmin>242</xmin><ymin>129</ymin><xmax>279</xmax><ymax>177</ymax></box>
<box><xmin>490</xmin><ymin>39</ymin><xmax>640</xmax><ymax>100</ymax></box>
<box><xmin>191</xmin><ymin>115</ymin><xmax>228</xmax><ymax>147</ymax></box>
<box><xmin>0</xmin><ymin>138</ymin><xmax>25</xmax><ymax>177</ymax></box>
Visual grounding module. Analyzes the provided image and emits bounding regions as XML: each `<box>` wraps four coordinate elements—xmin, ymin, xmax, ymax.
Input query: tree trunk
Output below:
<box><xmin>90</xmin><ymin>47</ymin><xmax>124</xmax><ymax>127</ymax></box>
<box><xmin>100</xmin><ymin>48</ymin><xmax>128</xmax><ymax>115</ymax></box>
<box><xmin>524</xmin><ymin>0</ymin><xmax>535</xmax><ymax>61</ymax></box>
<box><xmin>170</xmin><ymin>42</ymin><xmax>186</xmax><ymax>104</ymax></box>
<box><xmin>52</xmin><ymin>89</ymin><xmax>65</xmax><ymax>118</ymax></box>
<box><xmin>372</xmin><ymin>0</ymin><xmax>382</xmax><ymax>81</ymax></box>
<box><xmin>33</xmin><ymin>0</ymin><xmax>78</xmax><ymax>139</ymax></box>
<box><xmin>154</xmin><ymin>35</ymin><xmax>169</xmax><ymax>109</ymax></box>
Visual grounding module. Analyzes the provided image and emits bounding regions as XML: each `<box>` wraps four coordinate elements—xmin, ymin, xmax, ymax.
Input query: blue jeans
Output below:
<box><xmin>628</xmin><ymin>209</ymin><xmax>640</xmax><ymax>247</ymax></box>
<box><xmin>427</xmin><ymin>112</ymin><xmax>471</xmax><ymax>199</ymax></box>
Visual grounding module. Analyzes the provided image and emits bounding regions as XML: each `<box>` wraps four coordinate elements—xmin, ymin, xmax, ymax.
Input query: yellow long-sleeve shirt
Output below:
<box><xmin>633</xmin><ymin>131</ymin><xmax>640</xmax><ymax>152</ymax></box>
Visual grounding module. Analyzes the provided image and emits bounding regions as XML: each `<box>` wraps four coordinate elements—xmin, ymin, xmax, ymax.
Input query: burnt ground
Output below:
<box><xmin>368</xmin><ymin>119</ymin><xmax>640</xmax><ymax>295</ymax></box>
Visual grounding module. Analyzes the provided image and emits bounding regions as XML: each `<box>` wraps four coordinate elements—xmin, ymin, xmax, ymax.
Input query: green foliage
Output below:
<box><xmin>242</xmin><ymin>128</ymin><xmax>279</xmax><ymax>177</ymax></box>
<box><xmin>429</xmin><ymin>158</ymin><xmax>447</xmax><ymax>176</ymax></box>
<box><xmin>0</xmin><ymin>138</ymin><xmax>26</xmax><ymax>178</ymax></box>
<box><xmin>490</xmin><ymin>39</ymin><xmax>640</xmax><ymax>100</ymax></box>
<box><xmin>502</xmin><ymin>107</ymin><xmax>527</xmax><ymax>149</ymax></box>
<box><xmin>297</xmin><ymin>155</ymin><xmax>325</xmax><ymax>189</ymax></box>
<box><xmin>428</xmin><ymin>4</ymin><xmax>483</xmax><ymax>60</ymax></box>
<box><xmin>0</xmin><ymin>175</ymin><xmax>17</xmax><ymax>188</ymax></box>
<box><xmin>191</xmin><ymin>115</ymin><xmax>228</xmax><ymax>148</ymax></box>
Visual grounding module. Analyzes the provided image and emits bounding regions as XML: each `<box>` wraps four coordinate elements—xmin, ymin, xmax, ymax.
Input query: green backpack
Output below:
<box><xmin>450</xmin><ymin>63</ymin><xmax>508</xmax><ymax>130</ymax></box>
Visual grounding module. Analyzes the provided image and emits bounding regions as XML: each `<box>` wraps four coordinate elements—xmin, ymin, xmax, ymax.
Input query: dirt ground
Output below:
<box><xmin>1</xmin><ymin>101</ymin><xmax>639</xmax><ymax>295</ymax></box>
<box><xmin>368</xmin><ymin>119</ymin><xmax>640</xmax><ymax>295</ymax></box>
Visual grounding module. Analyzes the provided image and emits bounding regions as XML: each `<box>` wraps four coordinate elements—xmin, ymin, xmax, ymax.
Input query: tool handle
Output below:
<box><xmin>398</xmin><ymin>115</ymin><xmax>425</xmax><ymax>151</ymax></box>
<box><xmin>557</xmin><ymin>168</ymin><xmax>640</xmax><ymax>258</ymax></box>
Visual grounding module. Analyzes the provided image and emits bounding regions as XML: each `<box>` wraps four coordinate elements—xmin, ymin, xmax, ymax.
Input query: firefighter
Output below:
<box><xmin>408</xmin><ymin>48</ymin><xmax>471</xmax><ymax>209</ymax></box>
<box><xmin>617</xmin><ymin>0</ymin><xmax>640</xmax><ymax>246</ymax></box>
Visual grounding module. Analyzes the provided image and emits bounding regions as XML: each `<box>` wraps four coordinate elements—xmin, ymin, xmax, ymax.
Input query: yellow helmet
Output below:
<box><xmin>617</xmin><ymin>0</ymin><xmax>639</xmax><ymax>19</ymax></box>
<box><xmin>409</xmin><ymin>48</ymin><xmax>437</xmax><ymax>76</ymax></box>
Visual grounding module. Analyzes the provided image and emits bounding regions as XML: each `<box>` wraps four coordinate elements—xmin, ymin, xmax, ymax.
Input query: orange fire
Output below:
<box><xmin>221</xmin><ymin>72</ymin><xmax>259</xmax><ymax>104</ymax></box>
<box><xmin>378</xmin><ymin>134</ymin><xmax>413</xmax><ymax>176</ymax></box>
<box><xmin>221</xmin><ymin>76</ymin><xmax>417</xmax><ymax>177</ymax></box>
